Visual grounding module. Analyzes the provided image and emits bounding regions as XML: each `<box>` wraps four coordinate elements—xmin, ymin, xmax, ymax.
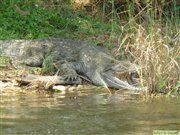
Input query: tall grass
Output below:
<box><xmin>101</xmin><ymin>0</ymin><xmax>180</xmax><ymax>94</ymax></box>
<box><xmin>128</xmin><ymin>26</ymin><xmax>179</xmax><ymax>94</ymax></box>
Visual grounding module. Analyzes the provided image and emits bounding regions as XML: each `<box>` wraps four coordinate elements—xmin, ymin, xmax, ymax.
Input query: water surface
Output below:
<box><xmin>0</xmin><ymin>88</ymin><xmax>180</xmax><ymax>135</ymax></box>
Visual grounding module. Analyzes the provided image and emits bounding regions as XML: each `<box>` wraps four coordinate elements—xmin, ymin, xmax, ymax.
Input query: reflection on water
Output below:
<box><xmin>0</xmin><ymin>89</ymin><xmax>180</xmax><ymax>135</ymax></box>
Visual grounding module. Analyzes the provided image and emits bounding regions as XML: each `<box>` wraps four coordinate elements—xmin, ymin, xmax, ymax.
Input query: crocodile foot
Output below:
<box><xmin>59</xmin><ymin>74</ymin><xmax>82</xmax><ymax>85</ymax></box>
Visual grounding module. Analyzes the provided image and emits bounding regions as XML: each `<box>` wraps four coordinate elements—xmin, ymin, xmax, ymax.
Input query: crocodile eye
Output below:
<box><xmin>42</xmin><ymin>44</ymin><xmax>46</xmax><ymax>48</ymax></box>
<box><xmin>130</xmin><ymin>72</ymin><xmax>139</xmax><ymax>79</ymax></box>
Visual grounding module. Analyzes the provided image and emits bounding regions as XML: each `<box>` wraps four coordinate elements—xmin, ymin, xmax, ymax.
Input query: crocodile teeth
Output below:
<box><xmin>102</xmin><ymin>73</ymin><xmax>143</xmax><ymax>91</ymax></box>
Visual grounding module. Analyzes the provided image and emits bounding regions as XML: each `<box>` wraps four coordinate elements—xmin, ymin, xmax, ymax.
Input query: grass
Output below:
<box><xmin>0</xmin><ymin>0</ymin><xmax>117</xmax><ymax>43</ymax></box>
<box><xmin>0</xmin><ymin>0</ymin><xmax>179</xmax><ymax>95</ymax></box>
<box><xmin>112</xmin><ymin>1</ymin><xmax>180</xmax><ymax>95</ymax></box>
<box><xmin>128</xmin><ymin>25</ymin><xmax>179</xmax><ymax>94</ymax></box>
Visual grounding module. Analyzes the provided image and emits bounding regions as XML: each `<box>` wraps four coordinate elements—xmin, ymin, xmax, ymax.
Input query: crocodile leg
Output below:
<box><xmin>57</xmin><ymin>62</ymin><xmax>82</xmax><ymax>84</ymax></box>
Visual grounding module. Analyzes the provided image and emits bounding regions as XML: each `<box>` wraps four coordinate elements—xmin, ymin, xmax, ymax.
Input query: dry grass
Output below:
<box><xmin>125</xmin><ymin>26</ymin><xmax>179</xmax><ymax>94</ymax></box>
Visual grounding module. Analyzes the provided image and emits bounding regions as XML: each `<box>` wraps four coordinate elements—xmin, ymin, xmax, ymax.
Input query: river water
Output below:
<box><xmin>0</xmin><ymin>88</ymin><xmax>180</xmax><ymax>135</ymax></box>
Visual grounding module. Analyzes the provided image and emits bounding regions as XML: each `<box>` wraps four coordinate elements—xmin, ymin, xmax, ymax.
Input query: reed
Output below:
<box><xmin>111</xmin><ymin>0</ymin><xmax>180</xmax><ymax>94</ymax></box>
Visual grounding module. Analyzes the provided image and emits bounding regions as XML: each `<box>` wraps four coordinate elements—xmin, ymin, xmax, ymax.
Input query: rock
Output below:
<box><xmin>52</xmin><ymin>85</ymin><xmax>67</xmax><ymax>91</ymax></box>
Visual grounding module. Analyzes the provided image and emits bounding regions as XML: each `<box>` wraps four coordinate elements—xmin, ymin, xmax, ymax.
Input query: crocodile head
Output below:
<box><xmin>101</xmin><ymin>61</ymin><xmax>142</xmax><ymax>90</ymax></box>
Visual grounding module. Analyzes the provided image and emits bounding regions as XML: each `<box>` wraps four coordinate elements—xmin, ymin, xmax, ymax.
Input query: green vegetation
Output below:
<box><xmin>0</xmin><ymin>0</ymin><xmax>179</xmax><ymax>95</ymax></box>
<box><xmin>0</xmin><ymin>0</ymin><xmax>115</xmax><ymax>42</ymax></box>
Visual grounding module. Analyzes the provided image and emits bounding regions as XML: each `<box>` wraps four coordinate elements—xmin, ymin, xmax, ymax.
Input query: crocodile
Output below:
<box><xmin>0</xmin><ymin>38</ymin><xmax>142</xmax><ymax>90</ymax></box>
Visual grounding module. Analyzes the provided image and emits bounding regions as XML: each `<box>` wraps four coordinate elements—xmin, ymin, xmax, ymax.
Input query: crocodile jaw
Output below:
<box><xmin>102</xmin><ymin>73</ymin><xmax>142</xmax><ymax>91</ymax></box>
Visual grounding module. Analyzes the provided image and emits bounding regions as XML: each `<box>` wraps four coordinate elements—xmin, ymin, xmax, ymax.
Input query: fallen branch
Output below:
<box><xmin>16</xmin><ymin>74</ymin><xmax>82</xmax><ymax>89</ymax></box>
